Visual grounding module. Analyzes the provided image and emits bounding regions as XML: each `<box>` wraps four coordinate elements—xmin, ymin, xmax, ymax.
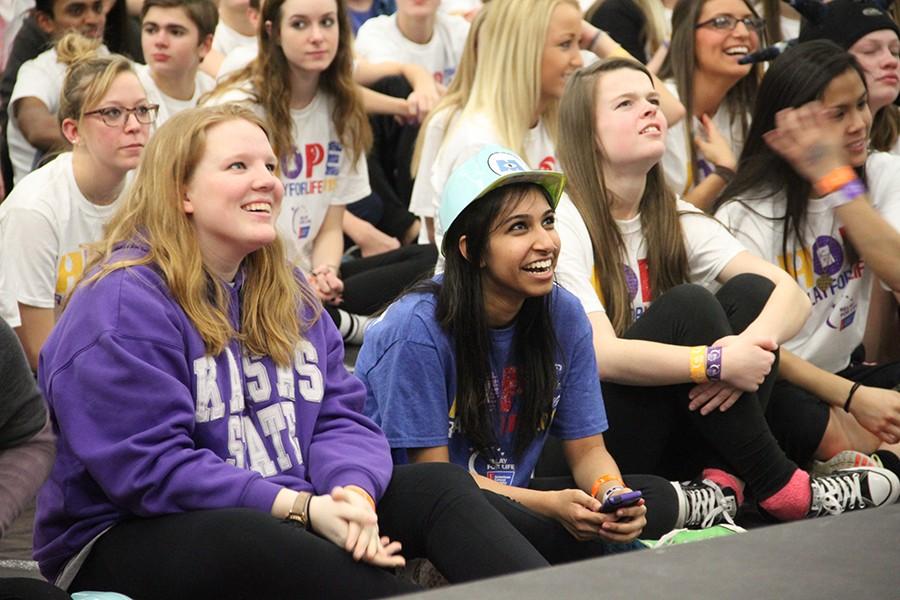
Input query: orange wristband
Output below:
<box><xmin>345</xmin><ymin>485</ymin><xmax>376</xmax><ymax>510</ymax></box>
<box><xmin>591</xmin><ymin>474</ymin><xmax>625</xmax><ymax>499</ymax></box>
<box><xmin>814</xmin><ymin>166</ymin><xmax>856</xmax><ymax>196</ymax></box>
<box><xmin>689</xmin><ymin>345</ymin><xmax>708</xmax><ymax>384</ymax></box>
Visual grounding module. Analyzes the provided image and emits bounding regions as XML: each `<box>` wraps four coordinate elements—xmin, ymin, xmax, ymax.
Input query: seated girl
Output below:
<box><xmin>658</xmin><ymin>0</ymin><xmax>763</xmax><ymax>210</ymax></box>
<box><xmin>0</xmin><ymin>33</ymin><xmax>153</xmax><ymax>370</ymax></box>
<box><xmin>358</xmin><ymin>145</ymin><xmax>764</xmax><ymax>559</ymax></box>
<box><xmin>409</xmin><ymin>0</ymin><xmax>684</xmax><ymax>250</ymax></box>
<box><xmin>32</xmin><ymin>105</ymin><xmax>552</xmax><ymax>597</ymax></box>
<box><xmin>715</xmin><ymin>40</ymin><xmax>900</xmax><ymax>477</ymax></box>
<box><xmin>206</xmin><ymin>0</ymin><xmax>438</xmax><ymax>343</ymax></box>
<box><xmin>554</xmin><ymin>57</ymin><xmax>899</xmax><ymax>522</ymax></box>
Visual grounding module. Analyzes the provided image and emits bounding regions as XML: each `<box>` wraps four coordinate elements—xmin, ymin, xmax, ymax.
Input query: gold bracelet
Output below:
<box><xmin>689</xmin><ymin>345</ymin><xmax>709</xmax><ymax>384</ymax></box>
<box><xmin>345</xmin><ymin>485</ymin><xmax>376</xmax><ymax>510</ymax></box>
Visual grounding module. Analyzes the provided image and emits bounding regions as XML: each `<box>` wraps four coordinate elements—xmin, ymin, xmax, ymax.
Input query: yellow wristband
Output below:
<box><xmin>345</xmin><ymin>485</ymin><xmax>376</xmax><ymax>510</ymax></box>
<box><xmin>689</xmin><ymin>345</ymin><xmax>709</xmax><ymax>384</ymax></box>
<box><xmin>591</xmin><ymin>474</ymin><xmax>625</xmax><ymax>499</ymax></box>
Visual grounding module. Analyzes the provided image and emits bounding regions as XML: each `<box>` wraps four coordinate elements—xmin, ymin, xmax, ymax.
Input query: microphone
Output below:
<box><xmin>738</xmin><ymin>38</ymin><xmax>799</xmax><ymax>64</ymax></box>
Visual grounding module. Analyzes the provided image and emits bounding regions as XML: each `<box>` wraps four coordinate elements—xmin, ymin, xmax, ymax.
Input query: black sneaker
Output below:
<box><xmin>808</xmin><ymin>467</ymin><xmax>900</xmax><ymax>517</ymax></box>
<box><xmin>674</xmin><ymin>479</ymin><xmax>739</xmax><ymax>529</ymax></box>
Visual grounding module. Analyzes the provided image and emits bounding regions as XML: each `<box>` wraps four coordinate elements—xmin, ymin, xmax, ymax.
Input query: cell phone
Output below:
<box><xmin>600</xmin><ymin>490</ymin><xmax>643</xmax><ymax>513</ymax></box>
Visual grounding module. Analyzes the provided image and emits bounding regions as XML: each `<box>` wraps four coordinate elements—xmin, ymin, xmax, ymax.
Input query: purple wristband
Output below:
<box><xmin>824</xmin><ymin>178</ymin><xmax>866</xmax><ymax>209</ymax></box>
<box><xmin>706</xmin><ymin>345</ymin><xmax>723</xmax><ymax>382</ymax></box>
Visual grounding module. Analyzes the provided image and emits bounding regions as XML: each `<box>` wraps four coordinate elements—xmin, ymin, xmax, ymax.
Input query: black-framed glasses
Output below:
<box><xmin>83</xmin><ymin>104</ymin><xmax>160</xmax><ymax>127</ymax></box>
<box><xmin>695</xmin><ymin>15</ymin><xmax>765</xmax><ymax>32</ymax></box>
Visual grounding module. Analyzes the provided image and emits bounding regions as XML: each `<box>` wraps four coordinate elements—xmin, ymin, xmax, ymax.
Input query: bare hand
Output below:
<box><xmin>694</xmin><ymin>114</ymin><xmax>736</xmax><ymax>170</ymax></box>
<box><xmin>309</xmin><ymin>264</ymin><xmax>344</xmax><ymax>304</ymax></box>
<box><xmin>330</xmin><ymin>487</ymin><xmax>406</xmax><ymax>568</ymax></box>
<box><xmin>598</xmin><ymin>491</ymin><xmax>647</xmax><ymax>544</ymax></box>
<box><xmin>762</xmin><ymin>101</ymin><xmax>849</xmax><ymax>184</ymax></box>
<box><xmin>308</xmin><ymin>493</ymin><xmax>375</xmax><ymax>548</ymax></box>
<box><xmin>717</xmin><ymin>334</ymin><xmax>777</xmax><ymax>393</ymax></box>
<box><xmin>689</xmin><ymin>380</ymin><xmax>743</xmax><ymax>415</ymax></box>
<box><xmin>548</xmin><ymin>489</ymin><xmax>605</xmax><ymax>541</ymax></box>
<box><xmin>850</xmin><ymin>385</ymin><xmax>900</xmax><ymax>445</ymax></box>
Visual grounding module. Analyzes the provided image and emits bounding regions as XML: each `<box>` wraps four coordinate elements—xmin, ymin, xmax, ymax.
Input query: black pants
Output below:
<box><xmin>69</xmin><ymin>463</ymin><xmax>547</xmax><ymax>599</ymax></box>
<box><xmin>347</xmin><ymin>75</ymin><xmax>419</xmax><ymax>241</ymax></box>
<box><xmin>767</xmin><ymin>360</ymin><xmax>900</xmax><ymax>466</ymax></box>
<box><xmin>327</xmin><ymin>244</ymin><xmax>437</xmax><ymax>317</ymax></box>
<box><xmin>601</xmin><ymin>275</ymin><xmax>799</xmax><ymax>501</ymax></box>
<box><xmin>0</xmin><ymin>578</ymin><xmax>70</xmax><ymax>599</ymax></box>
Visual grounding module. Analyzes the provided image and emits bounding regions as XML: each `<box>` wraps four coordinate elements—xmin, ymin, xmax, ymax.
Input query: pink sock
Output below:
<box><xmin>702</xmin><ymin>468</ymin><xmax>745</xmax><ymax>505</ymax></box>
<box><xmin>759</xmin><ymin>469</ymin><xmax>811</xmax><ymax>521</ymax></box>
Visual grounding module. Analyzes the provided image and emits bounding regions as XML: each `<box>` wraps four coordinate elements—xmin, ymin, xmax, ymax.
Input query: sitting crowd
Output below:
<box><xmin>1</xmin><ymin>0</ymin><xmax>899</xmax><ymax>598</ymax></box>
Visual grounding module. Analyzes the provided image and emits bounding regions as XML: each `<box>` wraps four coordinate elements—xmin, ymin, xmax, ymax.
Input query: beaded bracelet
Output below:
<box><xmin>689</xmin><ymin>345</ymin><xmax>708</xmax><ymax>383</ymax></box>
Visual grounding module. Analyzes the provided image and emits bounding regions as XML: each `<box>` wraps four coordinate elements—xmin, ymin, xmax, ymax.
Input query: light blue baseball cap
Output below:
<box><xmin>438</xmin><ymin>144</ymin><xmax>566</xmax><ymax>235</ymax></box>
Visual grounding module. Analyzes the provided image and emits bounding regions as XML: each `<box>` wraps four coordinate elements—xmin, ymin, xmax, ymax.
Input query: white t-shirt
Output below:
<box><xmin>217</xmin><ymin>44</ymin><xmax>258</xmax><ymax>80</ymax></box>
<box><xmin>1</xmin><ymin>0</ymin><xmax>34</xmax><ymax>71</ymax></box>
<box><xmin>354</xmin><ymin>13</ymin><xmax>470</xmax><ymax>86</ymax></box>
<box><xmin>7</xmin><ymin>48</ymin><xmax>66</xmax><ymax>184</ymax></box>
<box><xmin>410</xmin><ymin>110</ymin><xmax>558</xmax><ymax>250</ymax></box>
<box><xmin>661</xmin><ymin>80</ymin><xmax>747</xmax><ymax>196</ymax></box>
<box><xmin>206</xmin><ymin>87</ymin><xmax>371</xmax><ymax>272</ymax></box>
<box><xmin>555</xmin><ymin>195</ymin><xmax>745</xmax><ymax>320</ymax></box>
<box><xmin>0</xmin><ymin>153</ymin><xmax>122</xmax><ymax>324</ymax></box>
<box><xmin>134</xmin><ymin>63</ymin><xmax>216</xmax><ymax>127</ymax></box>
<box><xmin>440</xmin><ymin>0</ymin><xmax>482</xmax><ymax>15</ymax></box>
<box><xmin>715</xmin><ymin>152</ymin><xmax>900</xmax><ymax>373</ymax></box>
<box><xmin>211</xmin><ymin>21</ymin><xmax>256</xmax><ymax>56</ymax></box>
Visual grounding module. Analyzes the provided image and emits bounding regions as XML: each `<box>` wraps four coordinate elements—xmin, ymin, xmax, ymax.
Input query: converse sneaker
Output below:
<box><xmin>673</xmin><ymin>479</ymin><xmax>739</xmax><ymax>529</ymax></box>
<box><xmin>808</xmin><ymin>467</ymin><xmax>900</xmax><ymax>517</ymax></box>
<box><xmin>812</xmin><ymin>450</ymin><xmax>879</xmax><ymax>476</ymax></box>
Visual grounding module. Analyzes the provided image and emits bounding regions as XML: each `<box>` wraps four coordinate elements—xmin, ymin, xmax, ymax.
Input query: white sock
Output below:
<box><xmin>336</xmin><ymin>309</ymin><xmax>371</xmax><ymax>345</ymax></box>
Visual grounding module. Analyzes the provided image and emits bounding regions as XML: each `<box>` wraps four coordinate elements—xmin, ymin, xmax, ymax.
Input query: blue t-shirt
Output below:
<box><xmin>349</xmin><ymin>0</ymin><xmax>396</xmax><ymax>34</ymax></box>
<box><xmin>357</xmin><ymin>283</ymin><xmax>607</xmax><ymax>488</ymax></box>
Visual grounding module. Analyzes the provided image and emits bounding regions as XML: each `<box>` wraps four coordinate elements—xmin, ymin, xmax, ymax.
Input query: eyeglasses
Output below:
<box><xmin>695</xmin><ymin>15</ymin><xmax>765</xmax><ymax>33</ymax></box>
<box><xmin>83</xmin><ymin>104</ymin><xmax>160</xmax><ymax>127</ymax></box>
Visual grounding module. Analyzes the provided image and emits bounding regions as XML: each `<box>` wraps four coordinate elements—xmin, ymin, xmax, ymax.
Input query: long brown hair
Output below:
<box><xmin>80</xmin><ymin>105</ymin><xmax>321</xmax><ymax>366</ymax></box>
<box><xmin>208</xmin><ymin>0</ymin><xmax>371</xmax><ymax>165</ymax></box>
<box><xmin>659</xmin><ymin>0</ymin><xmax>763</xmax><ymax>193</ymax></box>
<box><xmin>559</xmin><ymin>59</ymin><xmax>688</xmax><ymax>335</ymax></box>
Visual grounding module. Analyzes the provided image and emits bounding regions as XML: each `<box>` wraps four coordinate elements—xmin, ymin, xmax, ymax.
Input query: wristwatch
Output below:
<box><xmin>286</xmin><ymin>491</ymin><xmax>312</xmax><ymax>529</ymax></box>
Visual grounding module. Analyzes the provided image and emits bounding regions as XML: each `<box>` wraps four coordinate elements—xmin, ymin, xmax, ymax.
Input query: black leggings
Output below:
<box><xmin>69</xmin><ymin>463</ymin><xmax>547</xmax><ymax>599</ymax></box>
<box><xmin>326</xmin><ymin>244</ymin><xmax>437</xmax><ymax>318</ymax></box>
<box><xmin>767</xmin><ymin>360</ymin><xmax>900</xmax><ymax>466</ymax></box>
<box><xmin>601</xmin><ymin>274</ymin><xmax>799</xmax><ymax>501</ymax></box>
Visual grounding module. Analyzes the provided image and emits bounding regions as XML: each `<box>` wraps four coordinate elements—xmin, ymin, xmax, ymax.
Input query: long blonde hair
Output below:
<box><xmin>457</xmin><ymin>0</ymin><xmax>577</xmax><ymax>158</ymax></box>
<box><xmin>559</xmin><ymin>59</ymin><xmax>688</xmax><ymax>334</ymax></box>
<box><xmin>81</xmin><ymin>105</ymin><xmax>320</xmax><ymax>366</ymax></box>
<box><xmin>207</xmin><ymin>0</ymin><xmax>370</xmax><ymax>166</ymax></box>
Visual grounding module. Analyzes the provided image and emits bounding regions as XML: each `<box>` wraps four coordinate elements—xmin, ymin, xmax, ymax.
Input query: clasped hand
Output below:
<box><xmin>308</xmin><ymin>486</ymin><xmax>405</xmax><ymax>568</ymax></box>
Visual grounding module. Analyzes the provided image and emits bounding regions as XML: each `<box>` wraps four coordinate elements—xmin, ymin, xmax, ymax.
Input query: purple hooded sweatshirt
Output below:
<box><xmin>33</xmin><ymin>248</ymin><xmax>392</xmax><ymax>582</ymax></box>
